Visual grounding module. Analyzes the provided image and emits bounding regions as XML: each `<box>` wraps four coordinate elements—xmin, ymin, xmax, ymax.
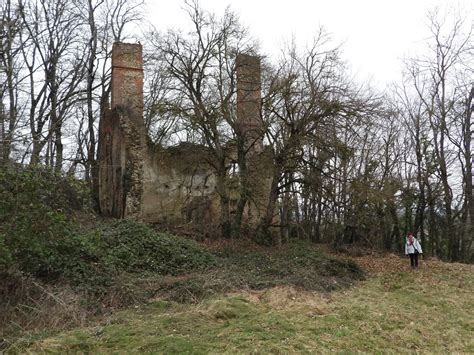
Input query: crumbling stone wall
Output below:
<box><xmin>98</xmin><ymin>43</ymin><xmax>274</xmax><ymax>234</ymax></box>
<box><xmin>142</xmin><ymin>143</ymin><xmax>220</xmax><ymax>231</ymax></box>
<box><xmin>98</xmin><ymin>43</ymin><xmax>145</xmax><ymax>218</ymax></box>
<box><xmin>98</xmin><ymin>108</ymin><xmax>125</xmax><ymax>217</ymax></box>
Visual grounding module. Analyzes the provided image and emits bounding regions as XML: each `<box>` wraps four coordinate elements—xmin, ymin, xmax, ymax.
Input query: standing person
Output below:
<box><xmin>405</xmin><ymin>232</ymin><xmax>423</xmax><ymax>268</ymax></box>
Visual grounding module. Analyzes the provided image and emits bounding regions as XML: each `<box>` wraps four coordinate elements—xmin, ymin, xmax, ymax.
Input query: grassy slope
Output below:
<box><xmin>18</xmin><ymin>255</ymin><xmax>474</xmax><ymax>353</ymax></box>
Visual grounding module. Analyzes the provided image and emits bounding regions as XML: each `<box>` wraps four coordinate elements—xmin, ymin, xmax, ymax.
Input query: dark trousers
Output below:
<box><xmin>409</xmin><ymin>253</ymin><xmax>419</xmax><ymax>268</ymax></box>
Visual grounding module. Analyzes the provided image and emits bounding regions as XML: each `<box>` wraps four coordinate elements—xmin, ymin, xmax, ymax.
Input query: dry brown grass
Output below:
<box><xmin>227</xmin><ymin>285</ymin><xmax>331</xmax><ymax>313</ymax></box>
<box><xmin>0</xmin><ymin>273</ymin><xmax>91</xmax><ymax>343</ymax></box>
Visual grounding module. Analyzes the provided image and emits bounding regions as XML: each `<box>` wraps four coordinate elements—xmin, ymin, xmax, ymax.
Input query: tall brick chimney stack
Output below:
<box><xmin>236</xmin><ymin>54</ymin><xmax>263</xmax><ymax>152</ymax></box>
<box><xmin>236</xmin><ymin>54</ymin><xmax>270</xmax><ymax>224</ymax></box>
<box><xmin>98</xmin><ymin>42</ymin><xmax>145</xmax><ymax>219</ymax></box>
<box><xmin>111</xmin><ymin>43</ymin><xmax>144</xmax><ymax>128</ymax></box>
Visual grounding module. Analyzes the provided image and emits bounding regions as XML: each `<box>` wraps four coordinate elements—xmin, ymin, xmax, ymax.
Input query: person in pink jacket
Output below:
<box><xmin>405</xmin><ymin>232</ymin><xmax>423</xmax><ymax>268</ymax></box>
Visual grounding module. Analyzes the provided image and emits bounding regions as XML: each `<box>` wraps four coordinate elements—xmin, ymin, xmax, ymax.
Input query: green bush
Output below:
<box><xmin>0</xmin><ymin>166</ymin><xmax>95</xmax><ymax>280</ymax></box>
<box><xmin>214</xmin><ymin>242</ymin><xmax>365</xmax><ymax>291</ymax></box>
<box><xmin>95</xmin><ymin>220</ymin><xmax>216</xmax><ymax>275</ymax></box>
<box><xmin>0</xmin><ymin>233</ymin><xmax>12</xmax><ymax>269</ymax></box>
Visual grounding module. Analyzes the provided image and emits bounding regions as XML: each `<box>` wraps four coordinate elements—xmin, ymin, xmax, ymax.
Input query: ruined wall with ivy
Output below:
<box><xmin>98</xmin><ymin>43</ymin><xmax>146</xmax><ymax>219</ymax></box>
<box><xmin>98</xmin><ymin>43</ymin><xmax>273</xmax><ymax>233</ymax></box>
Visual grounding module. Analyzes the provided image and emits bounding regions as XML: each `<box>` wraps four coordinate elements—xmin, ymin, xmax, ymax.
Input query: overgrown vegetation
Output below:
<box><xmin>0</xmin><ymin>166</ymin><xmax>364</xmax><ymax>349</ymax></box>
<box><xmin>0</xmin><ymin>166</ymin><xmax>214</xmax><ymax>284</ymax></box>
<box><xmin>0</xmin><ymin>165</ymin><xmax>91</xmax><ymax>279</ymax></box>
<box><xmin>153</xmin><ymin>243</ymin><xmax>364</xmax><ymax>304</ymax></box>
<box><xmin>96</xmin><ymin>221</ymin><xmax>216</xmax><ymax>275</ymax></box>
<box><xmin>0</xmin><ymin>166</ymin><xmax>215</xmax><ymax>340</ymax></box>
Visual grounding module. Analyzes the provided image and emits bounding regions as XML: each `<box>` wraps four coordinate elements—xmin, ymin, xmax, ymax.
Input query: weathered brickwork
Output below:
<box><xmin>98</xmin><ymin>43</ymin><xmax>145</xmax><ymax>219</ymax></box>
<box><xmin>236</xmin><ymin>54</ymin><xmax>264</xmax><ymax>153</ymax></box>
<box><xmin>236</xmin><ymin>54</ymin><xmax>272</xmax><ymax>223</ymax></box>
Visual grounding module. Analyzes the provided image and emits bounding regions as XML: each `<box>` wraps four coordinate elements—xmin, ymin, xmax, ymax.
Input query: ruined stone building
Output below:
<box><xmin>98</xmin><ymin>43</ymin><xmax>273</xmax><ymax>234</ymax></box>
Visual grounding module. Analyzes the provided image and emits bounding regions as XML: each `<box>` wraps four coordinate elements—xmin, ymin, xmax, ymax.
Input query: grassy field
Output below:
<box><xmin>12</xmin><ymin>254</ymin><xmax>474</xmax><ymax>353</ymax></box>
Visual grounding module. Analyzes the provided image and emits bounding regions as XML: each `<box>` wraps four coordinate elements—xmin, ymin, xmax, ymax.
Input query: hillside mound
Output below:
<box><xmin>0</xmin><ymin>166</ymin><xmax>365</xmax><ymax>350</ymax></box>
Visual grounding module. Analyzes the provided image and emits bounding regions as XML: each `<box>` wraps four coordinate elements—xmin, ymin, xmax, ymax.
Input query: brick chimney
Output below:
<box><xmin>236</xmin><ymin>54</ymin><xmax>263</xmax><ymax>153</ymax></box>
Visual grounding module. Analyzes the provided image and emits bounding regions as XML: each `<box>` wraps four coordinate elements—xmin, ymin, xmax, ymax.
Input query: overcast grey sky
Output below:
<box><xmin>144</xmin><ymin>0</ymin><xmax>473</xmax><ymax>87</ymax></box>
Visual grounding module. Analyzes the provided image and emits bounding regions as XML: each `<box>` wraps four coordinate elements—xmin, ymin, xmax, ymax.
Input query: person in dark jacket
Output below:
<box><xmin>405</xmin><ymin>232</ymin><xmax>423</xmax><ymax>268</ymax></box>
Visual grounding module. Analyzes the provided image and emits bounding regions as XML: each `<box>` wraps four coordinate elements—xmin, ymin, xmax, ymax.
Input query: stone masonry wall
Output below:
<box><xmin>142</xmin><ymin>143</ymin><xmax>220</xmax><ymax>232</ymax></box>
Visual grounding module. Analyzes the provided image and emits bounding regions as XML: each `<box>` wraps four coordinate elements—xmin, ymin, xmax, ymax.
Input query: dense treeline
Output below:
<box><xmin>0</xmin><ymin>0</ymin><xmax>472</xmax><ymax>261</ymax></box>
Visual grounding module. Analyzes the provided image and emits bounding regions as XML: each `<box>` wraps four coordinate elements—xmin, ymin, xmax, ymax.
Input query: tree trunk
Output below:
<box><xmin>231</xmin><ymin>136</ymin><xmax>249</xmax><ymax>238</ymax></box>
<box><xmin>464</xmin><ymin>85</ymin><xmax>474</xmax><ymax>258</ymax></box>
<box><xmin>259</xmin><ymin>161</ymin><xmax>282</xmax><ymax>246</ymax></box>
<box><xmin>216</xmin><ymin>168</ymin><xmax>231</xmax><ymax>239</ymax></box>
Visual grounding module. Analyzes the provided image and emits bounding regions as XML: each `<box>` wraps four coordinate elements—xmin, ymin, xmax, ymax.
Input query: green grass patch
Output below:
<box><xmin>19</xmin><ymin>260</ymin><xmax>474</xmax><ymax>353</ymax></box>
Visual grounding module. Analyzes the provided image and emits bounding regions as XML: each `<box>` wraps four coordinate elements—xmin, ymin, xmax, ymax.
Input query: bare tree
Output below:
<box><xmin>0</xmin><ymin>0</ymin><xmax>23</xmax><ymax>164</ymax></box>
<box><xmin>260</xmin><ymin>32</ymin><xmax>382</xmax><ymax>245</ymax></box>
<box><xmin>400</xmin><ymin>9</ymin><xmax>472</xmax><ymax>260</ymax></box>
<box><xmin>18</xmin><ymin>0</ymin><xmax>87</xmax><ymax>170</ymax></box>
<box><xmin>67</xmin><ymin>0</ymin><xmax>142</xmax><ymax>203</ymax></box>
<box><xmin>150</xmin><ymin>1</ymin><xmax>256</xmax><ymax>238</ymax></box>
